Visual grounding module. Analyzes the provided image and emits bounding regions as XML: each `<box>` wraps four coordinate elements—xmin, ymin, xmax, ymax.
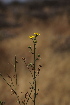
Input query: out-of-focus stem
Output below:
<box><xmin>15</xmin><ymin>55</ymin><xmax>17</xmax><ymax>86</ymax></box>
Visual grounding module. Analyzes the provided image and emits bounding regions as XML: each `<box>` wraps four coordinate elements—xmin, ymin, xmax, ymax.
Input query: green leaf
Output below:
<box><xmin>28</xmin><ymin>63</ymin><xmax>33</xmax><ymax>66</ymax></box>
<box><xmin>38</xmin><ymin>54</ymin><xmax>40</xmax><ymax>57</ymax></box>
<box><xmin>28</xmin><ymin>46</ymin><xmax>31</xmax><ymax>48</ymax></box>
<box><xmin>36</xmin><ymin>58</ymin><xmax>39</xmax><ymax>61</ymax></box>
<box><xmin>33</xmin><ymin>40</ymin><xmax>37</xmax><ymax>43</ymax></box>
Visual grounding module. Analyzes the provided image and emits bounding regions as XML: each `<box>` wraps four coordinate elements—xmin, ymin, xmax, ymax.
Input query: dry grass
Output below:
<box><xmin>0</xmin><ymin>3</ymin><xmax>70</xmax><ymax>105</ymax></box>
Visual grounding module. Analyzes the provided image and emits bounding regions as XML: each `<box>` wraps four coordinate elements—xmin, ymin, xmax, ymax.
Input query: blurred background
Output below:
<box><xmin>0</xmin><ymin>0</ymin><xmax>70</xmax><ymax>105</ymax></box>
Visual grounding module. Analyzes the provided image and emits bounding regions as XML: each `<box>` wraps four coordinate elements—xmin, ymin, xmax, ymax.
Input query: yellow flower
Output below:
<box><xmin>29</xmin><ymin>36</ymin><xmax>35</xmax><ymax>39</ymax></box>
<box><xmin>34</xmin><ymin>33</ymin><xmax>40</xmax><ymax>35</ymax></box>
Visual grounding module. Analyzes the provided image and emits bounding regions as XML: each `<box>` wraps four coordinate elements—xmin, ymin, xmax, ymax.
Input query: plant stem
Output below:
<box><xmin>34</xmin><ymin>43</ymin><xmax>36</xmax><ymax>105</ymax></box>
<box><xmin>15</xmin><ymin>55</ymin><xmax>17</xmax><ymax>86</ymax></box>
<box><xmin>0</xmin><ymin>73</ymin><xmax>21</xmax><ymax>105</ymax></box>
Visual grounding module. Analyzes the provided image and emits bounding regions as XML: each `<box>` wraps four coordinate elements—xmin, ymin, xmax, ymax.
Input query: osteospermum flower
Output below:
<box><xmin>34</xmin><ymin>33</ymin><xmax>40</xmax><ymax>35</ymax></box>
<box><xmin>29</xmin><ymin>36</ymin><xmax>35</xmax><ymax>39</ymax></box>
